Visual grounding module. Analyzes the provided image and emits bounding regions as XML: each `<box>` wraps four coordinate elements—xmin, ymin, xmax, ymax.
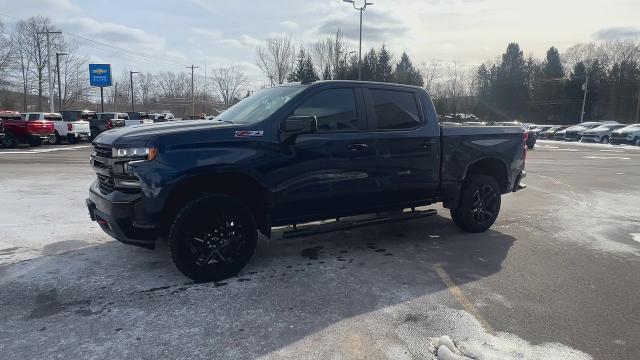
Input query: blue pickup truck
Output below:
<box><xmin>87</xmin><ymin>81</ymin><xmax>527</xmax><ymax>282</ymax></box>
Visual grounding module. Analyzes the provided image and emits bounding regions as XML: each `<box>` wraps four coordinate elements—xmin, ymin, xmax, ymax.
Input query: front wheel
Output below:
<box><xmin>634</xmin><ymin>137</ymin><xmax>640</xmax><ymax>146</ymax></box>
<box><xmin>168</xmin><ymin>194</ymin><xmax>258</xmax><ymax>282</ymax></box>
<box><xmin>601</xmin><ymin>136</ymin><xmax>609</xmax><ymax>144</ymax></box>
<box><xmin>450</xmin><ymin>175</ymin><xmax>502</xmax><ymax>233</ymax></box>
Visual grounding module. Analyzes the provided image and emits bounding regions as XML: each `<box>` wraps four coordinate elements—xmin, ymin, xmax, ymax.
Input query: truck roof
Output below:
<box><xmin>278</xmin><ymin>80</ymin><xmax>426</xmax><ymax>91</ymax></box>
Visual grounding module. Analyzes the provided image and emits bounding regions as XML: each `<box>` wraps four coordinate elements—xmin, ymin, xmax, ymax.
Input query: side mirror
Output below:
<box><xmin>281</xmin><ymin>115</ymin><xmax>317</xmax><ymax>142</ymax></box>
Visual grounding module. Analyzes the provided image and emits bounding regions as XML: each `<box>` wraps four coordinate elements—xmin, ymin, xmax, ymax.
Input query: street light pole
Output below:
<box><xmin>580</xmin><ymin>70</ymin><xmax>589</xmax><ymax>124</ymax></box>
<box><xmin>55</xmin><ymin>53</ymin><xmax>67</xmax><ymax>112</ymax></box>
<box><xmin>343</xmin><ymin>50</ymin><xmax>356</xmax><ymax>79</ymax></box>
<box><xmin>186</xmin><ymin>65</ymin><xmax>199</xmax><ymax>117</ymax></box>
<box><xmin>343</xmin><ymin>0</ymin><xmax>373</xmax><ymax>81</ymax></box>
<box><xmin>130</xmin><ymin>71</ymin><xmax>139</xmax><ymax>112</ymax></box>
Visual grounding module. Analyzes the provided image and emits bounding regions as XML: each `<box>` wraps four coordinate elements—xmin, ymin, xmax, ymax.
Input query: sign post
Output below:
<box><xmin>89</xmin><ymin>64</ymin><xmax>112</xmax><ymax>112</ymax></box>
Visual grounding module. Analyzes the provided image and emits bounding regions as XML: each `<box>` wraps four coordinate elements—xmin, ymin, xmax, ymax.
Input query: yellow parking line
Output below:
<box><xmin>433</xmin><ymin>263</ymin><xmax>496</xmax><ymax>335</ymax></box>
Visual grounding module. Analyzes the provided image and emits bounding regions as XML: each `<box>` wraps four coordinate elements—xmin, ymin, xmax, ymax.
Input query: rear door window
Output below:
<box><xmin>44</xmin><ymin>115</ymin><xmax>62</xmax><ymax>121</ymax></box>
<box><xmin>118</xmin><ymin>114</ymin><xmax>129</xmax><ymax>120</ymax></box>
<box><xmin>293</xmin><ymin>88</ymin><xmax>361</xmax><ymax>132</ymax></box>
<box><xmin>370</xmin><ymin>89</ymin><xmax>421</xmax><ymax>130</ymax></box>
<box><xmin>28</xmin><ymin>114</ymin><xmax>40</xmax><ymax>121</ymax></box>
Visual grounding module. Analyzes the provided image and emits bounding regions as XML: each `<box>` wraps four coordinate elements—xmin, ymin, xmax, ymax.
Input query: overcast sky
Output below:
<box><xmin>1</xmin><ymin>0</ymin><xmax>639</xmax><ymax>88</ymax></box>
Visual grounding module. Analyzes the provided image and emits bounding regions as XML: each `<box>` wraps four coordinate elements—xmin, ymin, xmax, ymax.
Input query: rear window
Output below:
<box><xmin>100</xmin><ymin>113</ymin><xmax>114</xmax><ymax>120</ymax></box>
<box><xmin>117</xmin><ymin>114</ymin><xmax>129</xmax><ymax>120</ymax></box>
<box><xmin>81</xmin><ymin>113</ymin><xmax>98</xmax><ymax>120</ymax></box>
<box><xmin>28</xmin><ymin>114</ymin><xmax>40</xmax><ymax>121</ymax></box>
<box><xmin>370</xmin><ymin>89</ymin><xmax>421</xmax><ymax>130</ymax></box>
<box><xmin>44</xmin><ymin>115</ymin><xmax>62</xmax><ymax>121</ymax></box>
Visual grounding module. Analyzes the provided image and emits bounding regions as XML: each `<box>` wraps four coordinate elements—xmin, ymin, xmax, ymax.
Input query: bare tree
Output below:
<box><xmin>0</xmin><ymin>20</ymin><xmax>13</xmax><ymax>88</ymax></box>
<box><xmin>210</xmin><ymin>67</ymin><xmax>249</xmax><ymax>106</ymax></box>
<box><xmin>56</xmin><ymin>41</ymin><xmax>92</xmax><ymax>109</ymax></box>
<box><xmin>311</xmin><ymin>30</ymin><xmax>350</xmax><ymax>80</ymax></box>
<box><xmin>11</xmin><ymin>16</ymin><xmax>64</xmax><ymax>111</ymax></box>
<box><xmin>136</xmin><ymin>72</ymin><xmax>155</xmax><ymax>107</ymax></box>
<box><xmin>256</xmin><ymin>34</ymin><xmax>296</xmax><ymax>85</ymax></box>
<box><xmin>421</xmin><ymin>60</ymin><xmax>442</xmax><ymax>94</ymax></box>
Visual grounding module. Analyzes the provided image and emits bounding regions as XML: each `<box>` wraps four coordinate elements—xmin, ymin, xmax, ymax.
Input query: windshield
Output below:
<box><xmin>215</xmin><ymin>85</ymin><xmax>307</xmax><ymax>125</ymax></box>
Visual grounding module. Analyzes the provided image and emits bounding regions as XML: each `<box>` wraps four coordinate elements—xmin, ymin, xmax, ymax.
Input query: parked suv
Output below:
<box><xmin>580</xmin><ymin>124</ymin><xmax>627</xmax><ymax>144</ymax></box>
<box><xmin>1</xmin><ymin>111</ymin><xmax>55</xmax><ymax>147</ymax></box>
<box><xmin>610</xmin><ymin>124</ymin><xmax>640</xmax><ymax>146</ymax></box>
<box><xmin>564</xmin><ymin>121</ymin><xmax>617</xmax><ymax>141</ymax></box>
<box><xmin>61</xmin><ymin>110</ymin><xmax>101</xmax><ymax>140</ymax></box>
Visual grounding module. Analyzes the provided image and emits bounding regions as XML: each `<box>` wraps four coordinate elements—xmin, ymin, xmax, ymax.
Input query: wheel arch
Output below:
<box><xmin>464</xmin><ymin>157</ymin><xmax>510</xmax><ymax>194</ymax></box>
<box><xmin>161</xmin><ymin>171</ymin><xmax>273</xmax><ymax>238</ymax></box>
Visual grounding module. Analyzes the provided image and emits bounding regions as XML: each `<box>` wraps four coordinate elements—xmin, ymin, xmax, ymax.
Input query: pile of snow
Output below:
<box><xmin>429</xmin><ymin>334</ymin><xmax>590</xmax><ymax>360</ymax></box>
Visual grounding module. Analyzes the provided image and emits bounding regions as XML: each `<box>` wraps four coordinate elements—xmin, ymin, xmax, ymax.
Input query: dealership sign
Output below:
<box><xmin>89</xmin><ymin>64</ymin><xmax>112</xmax><ymax>87</ymax></box>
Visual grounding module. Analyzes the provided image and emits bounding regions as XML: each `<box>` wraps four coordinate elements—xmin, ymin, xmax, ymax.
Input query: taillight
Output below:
<box><xmin>67</xmin><ymin>123</ymin><xmax>73</xmax><ymax>131</ymax></box>
<box><xmin>106</xmin><ymin>119</ymin><xmax>113</xmax><ymax>129</ymax></box>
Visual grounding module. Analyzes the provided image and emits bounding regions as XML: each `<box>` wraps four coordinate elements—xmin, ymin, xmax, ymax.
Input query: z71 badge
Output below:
<box><xmin>235</xmin><ymin>131</ymin><xmax>264</xmax><ymax>138</ymax></box>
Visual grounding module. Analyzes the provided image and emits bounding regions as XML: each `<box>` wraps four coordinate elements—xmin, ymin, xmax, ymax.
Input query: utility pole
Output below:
<box><xmin>187</xmin><ymin>64</ymin><xmax>199</xmax><ymax>117</ymax></box>
<box><xmin>130</xmin><ymin>71</ymin><xmax>139</xmax><ymax>112</ymax></box>
<box><xmin>38</xmin><ymin>28</ymin><xmax>62</xmax><ymax>112</ymax></box>
<box><xmin>55</xmin><ymin>53</ymin><xmax>67</xmax><ymax>111</ymax></box>
<box><xmin>203</xmin><ymin>64</ymin><xmax>207</xmax><ymax>115</ymax></box>
<box><xmin>580</xmin><ymin>70</ymin><xmax>589</xmax><ymax>124</ymax></box>
<box><xmin>635</xmin><ymin>85</ymin><xmax>640</xmax><ymax>124</ymax></box>
<box><xmin>114</xmin><ymin>83</ymin><xmax>118</xmax><ymax>112</ymax></box>
<box><xmin>343</xmin><ymin>50</ymin><xmax>356</xmax><ymax>80</ymax></box>
<box><xmin>343</xmin><ymin>0</ymin><xmax>373</xmax><ymax>81</ymax></box>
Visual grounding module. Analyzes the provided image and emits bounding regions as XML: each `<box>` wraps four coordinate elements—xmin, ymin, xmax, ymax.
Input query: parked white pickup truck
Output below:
<box><xmin>25</xmin><ymin>112</ymin><xmax>90</xmax><ymax>144</ymax></box>
<box><xmin>99</xmin><ymin>112</ymin><xmax>153</xmax><ymax>127</ymax></box>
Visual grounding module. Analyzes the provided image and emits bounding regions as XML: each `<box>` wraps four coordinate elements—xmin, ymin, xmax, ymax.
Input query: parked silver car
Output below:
<box><xmin>580</xmin><ymin>124</ymin><xmax>627</xmax><ymax>144</ymax></box>
<box><xmin>563</xmin><ymin>121</ymin><xmax>618</xmax><ymax>141</ymax></box>
<box><xmin>610</xmin><ymin>124</ymin><xmax>640</xmax><ymax>146</ymax></box>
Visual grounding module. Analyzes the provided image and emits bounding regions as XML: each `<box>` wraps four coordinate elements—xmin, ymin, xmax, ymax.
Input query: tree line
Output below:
<box><xmin>256</xmin><ymin>31</ymin><xmax>424</xmax><ymax>86</ymax></box>
<box><xmin>447</xmin><ymin>40</ymin><xmax>640</xmax><ymax>124</ymax></box>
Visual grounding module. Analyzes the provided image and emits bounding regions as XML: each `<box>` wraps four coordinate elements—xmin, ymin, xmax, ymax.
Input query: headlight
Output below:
<box><xmin>112</xmin><ymin>147</ymin><xmax>158</xmax><ymax>160</ymax></box>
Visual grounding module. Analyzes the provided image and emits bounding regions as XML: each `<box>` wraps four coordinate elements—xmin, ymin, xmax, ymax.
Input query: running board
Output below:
<box><xmin>282</xmin><ymin>209</ymin><xmax>438</xmax><ymax>239</ymax></box>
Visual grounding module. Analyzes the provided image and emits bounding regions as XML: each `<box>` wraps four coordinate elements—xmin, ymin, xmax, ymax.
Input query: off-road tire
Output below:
<box><xmin>450</xmin><ymin>175</ymin><xmax>502</xmax><ymax>233</ymax></box>
<box><xmin>168</xmin><ymin>194</ymin><xmax>258</xmax><ymax>282</ymax></box>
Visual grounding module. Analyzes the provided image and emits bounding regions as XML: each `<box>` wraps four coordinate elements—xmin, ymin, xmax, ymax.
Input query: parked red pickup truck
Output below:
<box><xmin>0</xmin><ymin>111</ymin><xmax>55</xmax><ymax>147</ymax></box>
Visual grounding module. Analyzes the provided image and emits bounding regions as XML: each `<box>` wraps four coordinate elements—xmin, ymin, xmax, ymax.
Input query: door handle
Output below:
<box><xmin>422</xmin><ymin>141</ymin><xmax>436</xmax><ymax>150</ymax></box>
<box><xmin>348</xmin><ymin>143</ymin><xmax>369</xmax><ymax>152</ymax></box>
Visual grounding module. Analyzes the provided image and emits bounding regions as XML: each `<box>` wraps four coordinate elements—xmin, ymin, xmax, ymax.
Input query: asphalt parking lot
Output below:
<box><xmin>1</xmin><ymin>140</ymin><xmax>639</xmax><ymax>359</ymax></box>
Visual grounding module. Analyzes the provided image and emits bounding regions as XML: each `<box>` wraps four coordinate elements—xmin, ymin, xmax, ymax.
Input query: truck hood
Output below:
<box><xmin>93</xmin><ymin>120</ymin><xmax>241</xmax><ymax>147</ymax></box>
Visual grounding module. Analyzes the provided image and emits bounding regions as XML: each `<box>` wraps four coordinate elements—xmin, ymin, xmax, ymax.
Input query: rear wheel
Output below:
<box><xmin>601</xmin><ymin>136</ymin><xmax>609</xmax><ymax>144</ymax></box>
<box><xmin>51</xmin><ymin>131</ymin><xmax>61</xmax><ymax>145</ymax></box>
<box><xmin>450</xmin><ymin>175</ymin><xmax>501</xmax><ymax>233</ymax></box>
<box><xmin>634</xmin><ymin>137</ymin><xmax>640</xmax><ymax>146</ymax></box>
<box><xmin>67</xmin><ymin>134</ymin><xmax>79</xmax><ymax>144</ymax></box>
<box><xmin>168</xmin><ymin>194</ymin><xmax>258</xmax><ymax>282</ymax></box>
<box><xmin>3</xmin><ymin>133</ymin><xmax>18</xmax><ymax>148</ymax></box>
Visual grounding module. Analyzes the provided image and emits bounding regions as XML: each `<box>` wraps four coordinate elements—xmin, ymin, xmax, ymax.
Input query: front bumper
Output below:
<box><xmin>87</xmin><ymin>181</ymin><xmax>157</xmax><ymax>249</ymax></box>
<box><xmin>610</xmin><ymin>137</ymin><xmax>634</xmax><ymax>145</ymax></box>
<box><xmin>580</xmin><ymin>135</ymin><xmax>600</xmax><ymax>142</ymax></box>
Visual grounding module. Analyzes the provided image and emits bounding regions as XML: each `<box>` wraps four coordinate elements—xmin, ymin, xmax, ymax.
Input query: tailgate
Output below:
<box><xmin>28</xmin><ymin>121</ymin><xmax>54</xmax><ymax>134</ymax></box>
<box><xmin>70</xmin><ymin>121</ymin><xmax>91</xmax><ymax>133</ymax></box>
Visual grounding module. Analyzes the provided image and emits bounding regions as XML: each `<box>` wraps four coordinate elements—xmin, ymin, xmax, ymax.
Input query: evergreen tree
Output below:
<box><xmin>496</xmin><ymin>43</ymin><xmax>528</xmax><ymax>119</ymax></box>
<box><xmin>322</xmin><ymin>65</ymin><xmax>331</xmax><ymax>80</ymax></box>
<box><xmin>393</xmin><ymin>52</ymin><xmax>424</xmax><ymax>86</ymax></box>
<box><xmin>542</xmin><ymin>47</ymin><xmax>564</xmax><ymax>79</ymax></box>
<box><xmin>288</xmin><ymin>48</ymin><xmax>319</xmax><ymax>83</ymax></box>
<box><xmin>361</xmin><ymin>48</ymin><xmax>377</xmax><ymax>81</ymax></box>
<box><xmin>376</xmin><ymin>45</ymin><xmax>393</xmax><ymax>82</ymax></box>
